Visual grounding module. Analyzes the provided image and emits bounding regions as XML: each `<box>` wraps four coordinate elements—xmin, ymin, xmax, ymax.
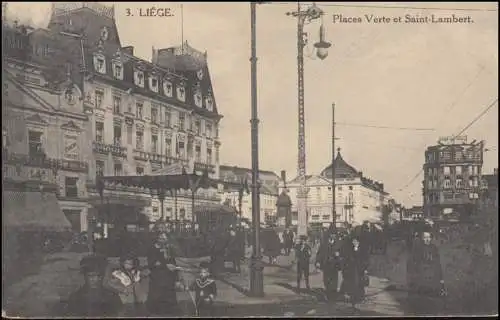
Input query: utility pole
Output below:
<box><xmin>249</xmin><ymin>1</ymin><xmax>264</xmax><ymax>298</ymax></box>
<box><xmin>286</xmin><ymin>3</ymin><xmax>328</xmax><ymax>237</ymax></box>
<box><xmin>331</xmin><ymin>103</ymin><xmax>336</xmax><ymax>231</ymax></box>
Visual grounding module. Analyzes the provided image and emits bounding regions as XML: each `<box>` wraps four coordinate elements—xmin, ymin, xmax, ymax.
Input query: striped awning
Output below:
<box><xmin>3</xmin><ymin>191</ymin><xmax>71</xmax><ymax>231</ymax></box>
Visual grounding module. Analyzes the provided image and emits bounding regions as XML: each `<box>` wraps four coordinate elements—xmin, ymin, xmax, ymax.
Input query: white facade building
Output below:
<box><xmin>280</xmin><ymin>150</ymin><xmax>390</xmax><ymax>228</ymax></box>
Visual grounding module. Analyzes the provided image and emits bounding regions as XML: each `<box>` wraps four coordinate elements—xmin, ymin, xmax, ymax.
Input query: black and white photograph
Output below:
<box><xmin>2</xmin><ymin>1</ymin><xmax>498</xmax><ymax>317</ymax></box>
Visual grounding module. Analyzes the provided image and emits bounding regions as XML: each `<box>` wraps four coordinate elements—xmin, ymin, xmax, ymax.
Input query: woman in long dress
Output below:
<box><xmin>406</xmin><ymin>231</ymin><xmax>446</xmax><ymax>315</ymax></box>
<box><xmin>146</xmin><ymin>231</ymin><xmax>182</xmax><ymax>316</ymax></box>
<box><xmin>341</xmin><ymin>236</ymin><xmax>370</xmax><ymax>310</ymax></box>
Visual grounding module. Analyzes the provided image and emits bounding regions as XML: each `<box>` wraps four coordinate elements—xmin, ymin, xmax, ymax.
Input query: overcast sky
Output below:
<box><xmin>6</xmin><ymin>2</ymin><xmax>498</xmax><ymax>206</ymax></box>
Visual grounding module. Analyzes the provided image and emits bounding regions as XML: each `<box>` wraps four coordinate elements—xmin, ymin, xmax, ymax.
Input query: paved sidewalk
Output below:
<box><xmin>4</xmin><ymin>250</ymin><xmax>407</xmax><ymax>317</ymax></box>
<box><xmin>204</xmin><ymin>252</ymin><xmax>406</xmax><ymax>316</ymax></box>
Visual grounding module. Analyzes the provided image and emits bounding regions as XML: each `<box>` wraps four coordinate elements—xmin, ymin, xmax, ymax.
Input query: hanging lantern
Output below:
<box><xmin>314</xmin><ymin>23</ymin><xmax>331</xmax><ymax>60</ymax></box>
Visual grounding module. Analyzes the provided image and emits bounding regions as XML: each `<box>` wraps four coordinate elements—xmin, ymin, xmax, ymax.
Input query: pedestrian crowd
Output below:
<box><xmin>59</xmin><ymin>227</ymin><xmax>222</xmax><ymax>317</ymax></box>
<box><xmin>57</xmin><ymin>221</ymin><xmax>446</xmax><ymax>316</ymax></box>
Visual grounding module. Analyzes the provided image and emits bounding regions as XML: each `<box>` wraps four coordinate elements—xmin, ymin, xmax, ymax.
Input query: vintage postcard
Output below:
<box><xmin>2</xmin><ymin>1</ymin><xmax>498</xmax><ymax>318</ymax></box>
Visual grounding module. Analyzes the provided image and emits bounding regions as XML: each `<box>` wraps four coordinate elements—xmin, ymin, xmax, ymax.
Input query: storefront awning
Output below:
<box><xmin>193</xmin><ymin>203</ymin><xmax>237</xmax><ymax>215</ymax></box>
<box><xmin>87</xmin><ymin>193</ymin><xmax>151</xmax><ymax>207</ymax></box>
<box><xmin>3</xmin><ymin>190</ymin><xmax>72</xmax><ymax>232</ymax></box>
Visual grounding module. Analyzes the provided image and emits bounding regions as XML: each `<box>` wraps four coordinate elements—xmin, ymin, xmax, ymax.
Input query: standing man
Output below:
<box><xmin>225</xmin><ymin>228</ymin><xmax>243</xmax><ymax>273</ymax></box>
<box><xmin>283</xmin><ymin>228</ymin><xmax>294</xmax><ymax>256</ymax></box>
<box><xmin>295</xmin><ymin>235</ymin><xmax>312</xmax><ymax>291</ymax></box>
<box><xmin>315</xmin><ymin>233</ymin><xmax>342</xmax><ymax>301</ymax></box>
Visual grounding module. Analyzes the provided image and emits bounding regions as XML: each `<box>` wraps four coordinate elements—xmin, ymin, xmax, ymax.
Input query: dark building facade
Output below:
<box><xmin>422</xmin><ymin>136</ymin><xmax>485</xmax><ymax>219</ymax></box>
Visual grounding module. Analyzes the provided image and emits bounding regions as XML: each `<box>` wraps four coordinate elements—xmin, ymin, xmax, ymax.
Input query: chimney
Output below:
<box><xmin>152</xmin><ymin>46</ymin><xmax>158</xmax><ymax>64</ymax></box>
<box><xmin>122</xmin><ymin>46</ymin><xmax>134</xmax><ymax>56</ymax></box>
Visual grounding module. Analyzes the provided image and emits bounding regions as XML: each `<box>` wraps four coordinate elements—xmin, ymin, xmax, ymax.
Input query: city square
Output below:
<box><xmin>2</xmin><ymin>2</ymin><xmax>498</xmax><ymax>318</ymax></box>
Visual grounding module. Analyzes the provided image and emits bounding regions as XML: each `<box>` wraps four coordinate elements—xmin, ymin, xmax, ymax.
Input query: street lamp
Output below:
<box><xmin>286</xmin><ymin>2</ymin><xmax>331</xmax><ymax>237</ymax></box>
<box><xmin>249</xmin><ymin>2</ymin><xmax>264</xmax><ymax>298</ymax></box>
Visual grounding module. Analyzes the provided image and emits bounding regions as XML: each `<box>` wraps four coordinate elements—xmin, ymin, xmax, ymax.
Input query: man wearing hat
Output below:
<box><xmin>294</xmin><ymin>235</ymin><xmax>312</xmax><ymax>291</ymax></box>
<box><xmin>62</xmin><ymin>254</ymin><xmax>123</xmax><ymax>317</ymax></box>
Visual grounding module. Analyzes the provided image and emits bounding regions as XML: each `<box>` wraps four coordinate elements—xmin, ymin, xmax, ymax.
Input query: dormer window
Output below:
<box><xmin>134</xmin><ymin>70</ymin><xmax>144</xmax><ymax>87</ymax></box>
<box><xmin>177</xmin><ymin>83</ymin><xmax>186</xmax><ymax>102</ymax></box>
<box><xmin>149</xmin><ymin>76</ymin><xmax>159</xmax><ymax>92</ymax></box>
<box><xmin>94</xmin><ymin>54</ymin><xmax>106</xmax><ymax>74</ymax></box>
<box><xmin>113</xmin><ymin>62</ymin><xmax>123</xmax><ymax>80</ymax></box>
<box><xmin>205</xmin><ymin>95</ymin><xmax>213</xmax><ymax>112</ymax></box>
<box><xmin>163</xmin><ymin>80</ymin><xmax>173</xmax><ymax>97</ymax></box>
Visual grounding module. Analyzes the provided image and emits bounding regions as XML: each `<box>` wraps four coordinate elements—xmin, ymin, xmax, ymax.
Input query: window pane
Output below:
<box><xmin>65</xmin><ymin>177</ymin><xmax>78</xmax><ymax>197</ymax></box>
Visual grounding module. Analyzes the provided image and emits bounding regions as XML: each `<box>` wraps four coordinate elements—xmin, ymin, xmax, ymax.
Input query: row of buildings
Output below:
<box><xmin>5</xmin><ymin>3</ymin><xmax>436</xmax><ymax>237</ymax></box>
<box><xmin>278</xmin><ymin>149</ymin><xmax>392</xmax><ymax>228</ymax></box>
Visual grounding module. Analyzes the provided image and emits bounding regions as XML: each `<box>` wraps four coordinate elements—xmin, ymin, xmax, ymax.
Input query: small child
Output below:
<box><xmin>189</xmin><ymin>262</ymin><xmax>217</xmax><ymax>317</ymax></box>
<box><xmin>107</xmin><ymin>253</ymin><xmax>149</xmax><ymax>316</ymax></box>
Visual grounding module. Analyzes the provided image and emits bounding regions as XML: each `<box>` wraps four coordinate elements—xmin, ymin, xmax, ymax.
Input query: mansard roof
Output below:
<box><xmin>84</xmin><ymin>47</ymin><xmax>221</xmax><ymax>119</ymax></box>
<box><xmin>2</xmin><ymin>23</ymin><xmax>85</xmax><ymax>91</ymax></box>
<box><xmin>219</xmin><ymin>165</ymin><xmax>280</xmax><ymax>195</ymax></box>
<box><xmin>4</xmin><ymin>4</ymin><xmax>222</xmax><ymax>120</ymax></box>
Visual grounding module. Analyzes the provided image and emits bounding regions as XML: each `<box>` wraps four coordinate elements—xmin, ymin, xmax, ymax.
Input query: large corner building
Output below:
<box><xmin>3</xmin><ymin>3</ymin><xmax>223</xmax><ymax>235</ymax></box>
<box><xmin>422</xmin><ymin>136</ymin><xmax>485</xmax><ymax>219</ymax></box>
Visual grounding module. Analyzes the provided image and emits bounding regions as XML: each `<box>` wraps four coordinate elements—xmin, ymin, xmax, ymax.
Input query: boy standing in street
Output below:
<box><xmin>295</xmin><ymin>235</ymin><xmax>312</xmax><ymax>291</ymax></box>
<box><xmin>188</xmin><ymin>262</ymin><xmax>217</xmax><ymax>317</ymax></box>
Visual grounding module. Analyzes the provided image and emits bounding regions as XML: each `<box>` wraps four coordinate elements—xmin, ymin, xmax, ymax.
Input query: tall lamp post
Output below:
<box><xmin>249</xmin><ymin>2</ymin><xmax>264</xmax><ymax>298</ymax></box>
<box><xmin>331</xmin><ymin>103</ymin><xmax>340</xmax><ymax>231</ymax></box>
<box><xmin>286</xmin><ymin>3</ymin><xmax>331</xmax><ymax>237</ymax></box>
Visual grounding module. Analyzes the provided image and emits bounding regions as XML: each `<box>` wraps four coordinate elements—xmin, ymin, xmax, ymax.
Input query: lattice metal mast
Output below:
<box><xmin>286</xmin><ymin>3</ymin><xmax>325</xmax><ymax>236</ymax></box>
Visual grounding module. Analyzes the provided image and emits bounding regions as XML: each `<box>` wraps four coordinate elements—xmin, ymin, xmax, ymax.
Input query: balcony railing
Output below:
<box><xmin>150</xmin><ymin>153</ymin><xmax>164</xmax><ymax>163</ymax></box>
<box><xmin>3</xmin><ymin>150</ymin><xmax>88</xmax><ymax>173</ymax></box>
<box><xmin>134</xmin><ymin>150</ymin><xmax>150</xmax><ymax>161</ymax></box>
<box><xmin>93</xmin><ymin>141</ymin><xmax>127</xmax><ymax>158</ymax></box>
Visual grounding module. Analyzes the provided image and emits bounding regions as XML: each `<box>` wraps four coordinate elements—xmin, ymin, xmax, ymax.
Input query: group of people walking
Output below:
<box><xmin>60</xmin><ymin>229</ymin><xmax>219</xmax><ymax>317</ymax></box>
<box><xmin>293</xmin><ymin>229</ymin><xmax>370</xmax><ymax>310</ymax></box>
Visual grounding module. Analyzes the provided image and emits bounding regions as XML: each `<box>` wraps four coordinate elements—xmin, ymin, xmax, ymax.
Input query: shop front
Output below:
<box><xmin>3</xmin><ymin>178</ymin><xmax>72</xmax><ymax>286</ymax></box>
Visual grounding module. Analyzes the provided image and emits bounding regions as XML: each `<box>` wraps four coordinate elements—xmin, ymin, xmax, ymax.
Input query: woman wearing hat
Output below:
<box><xmin>62</xmin><ymin>255</ymin><xmax>122</xmax><ymax>317</ymax></box>
<box><xmin>340</xmin><ymin>235</ymin><xmax>370</xmax><ymax>311</ymax></box>
<box><xmin>146</xmin><ymin>231</ymin><xmax>183</xmax><ymax>316</ymax></box>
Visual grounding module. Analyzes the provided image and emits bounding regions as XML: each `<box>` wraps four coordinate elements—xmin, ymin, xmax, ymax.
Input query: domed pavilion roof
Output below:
<box><xmin>320</xmin><ymin>148</ymin><xmax>360</xmax><ymax>179</ymax></box>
